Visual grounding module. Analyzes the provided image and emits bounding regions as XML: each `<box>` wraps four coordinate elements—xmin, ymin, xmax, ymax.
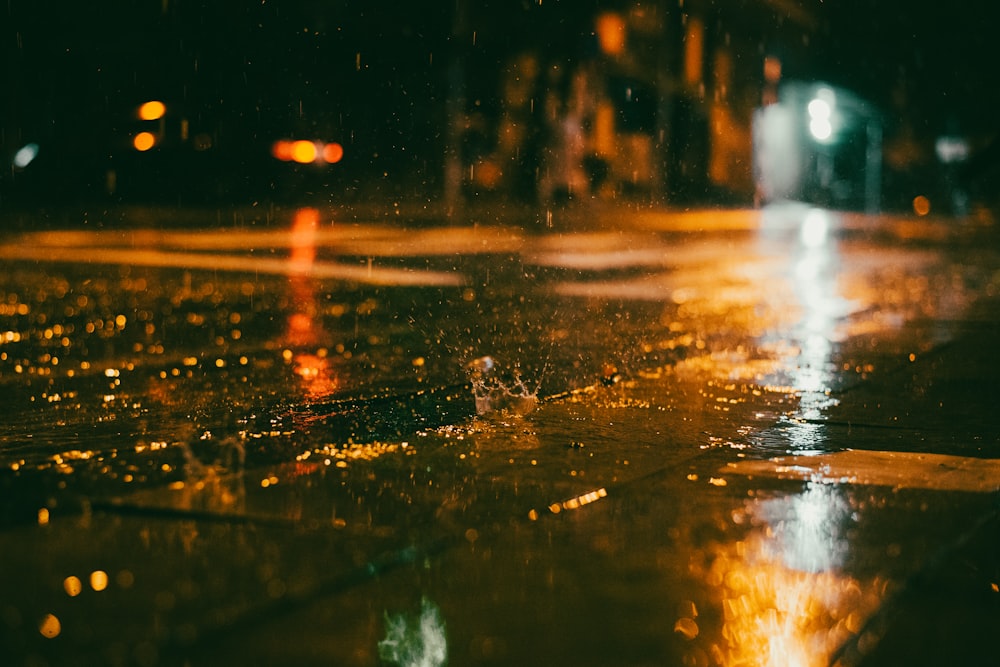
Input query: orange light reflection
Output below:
<box><xmin>293</xmin><ymin>352</ymin><xmax>339</xmax><ymax>400</ymax></box>
<box><xmin>285</xmin><ymin>208</ymin><xmax>339</xmax><ymax>400</ymax></box>
<box><xmin>691</xmin><ymin>485</ymin><xmax>887</xmax><ymax>667</ymax></box>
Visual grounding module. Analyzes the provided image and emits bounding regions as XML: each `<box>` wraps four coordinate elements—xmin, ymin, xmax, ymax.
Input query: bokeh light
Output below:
<box><xmin>13</xmin><ymin>142</ymin><xmax>39</xmax><ymax>168</ymax></box>
<box><xmin>133</xmin><ymin>132</ymin><xmax>156</xmax><ymax>152</ymax></box>
<box><xmin>63</xmin><ymin>575</ymin><xmax>83</xmax><ymax>597</ymax></box>
<box><xmin>39</xmin><ymin>613</ymin><xmax>61</xmax><ymax>638</ymax></box>
<box><xmin>596</xmin><ymin>12</ymin><xmax>626</xmax><ymax>56</ymax></box>
<box><xmin>138</xmin><ymin>100</ymin><xmax>166</xmax><ymax>121</ymax></box>
<box><xmin>271</xmin><ymin>140</ymin><xmax>293</xmax><ymax>161</ymax></box>
<box><xmin>272</xmin><ymin>139</ymin><xmax>344</xmax><ymax>165</ymax></box>
<box><xmin>90</xmin><ymin>570</ymin><xmax>109</xmax><ymax>592</ymax></box>
<box><xmin>290</xmin><ymin>140</ymin><xmax>318</xmax><ymax>164</ymax></box>
<box><xmin>322</xmin><ymin>141</ymin><xmax>344</xmax><ymax>164</ymax></box>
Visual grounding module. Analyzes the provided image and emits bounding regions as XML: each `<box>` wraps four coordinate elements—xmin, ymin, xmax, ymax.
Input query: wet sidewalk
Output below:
<box><xmin>1</xmin><ymin>204</ymin><xmax>999</xmax><ymax>666</ymax></box>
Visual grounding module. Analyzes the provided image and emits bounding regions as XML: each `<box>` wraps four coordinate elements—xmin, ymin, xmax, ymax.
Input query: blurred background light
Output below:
<box><xmin>322</xmin><ymin>142</ymin><xmax>344</xmax><ymax>164</ymax></box>
<box><xmin>12</xmin><ymin>142</ymin><xmax>39</xmax><ymax>168</ymax></box>
<box><xmin>193</xmin><ymin>133</ymin><xmax>213</xmax><ymax>151</ymax></box>
<box><xmin>138</xmin><ymin>100</ymin><xmax>166</xmax><ymax>121</ymax></box>
<box><xmin>133</xmin><ymin>132</ymin><xmax>156</xmax><ymax>151</ymax></box>
<box><xmin>807</xmin><ymin>99</ymin><xmax>832</xmax><ymax>142</ymax></box>
<box><xmin>935</xmin><ymin>136</ymin><xmax>969</xmax><ymax>163</ymax></box>
<box><xmin>290</xmin><ymin>140</ymin><xmax>318</xmax><ymax>164</ymax></box>
<box><xmin>272</xmin><ymin>139</ymin><xmax>343</xmax><ymax>165</ymax></box>
<box><xmin>807</xmin><ymin>88</ymin><xmax>837</xmax><ymax>143</ymax></box>
<box><xmin>271</xmin><ymin>140</ymin><xmax>293</xmax><ymax>161</ymax></box>
<box><xmin>595</xmin><ymin>12</ymin><xmax>626</xmax><ymax>56</ymax></box>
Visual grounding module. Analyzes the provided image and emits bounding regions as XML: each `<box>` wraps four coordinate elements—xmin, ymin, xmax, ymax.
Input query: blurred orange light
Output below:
<box><xmin>133</xmin><ymin>132</ymin><xmax>156</xmax><ymax>152</ymax></box>
<box><xmin>271</xmin><ymin>140</ymin><xmax>293</xmax><ymax>161</ymax></box>
<box><xmin>596</xmin><ymin>12</ymin><xmax>626</xmax><ymax>56</ymax></box>
<box><xmin>290</xmin><ymin>206</ymin><xmax>319</xmax><ymax>271</ymax></box>
<box><xmin>291</xmin><ymin>140</ymin><xmax>318</xmax><ymax>164</ymax></box>
<box><xmin>323</xmin><ymin>142</ymin><xmax>344</xmax><ymax>164</ymax></box>
<box><xmin>764</xmin><ymin>56</ymin><xmax>782</xmax><ymax>84</ymax></box>
<box><xmin>294</xmin><ymin>353</ymin><xmax>339</xmax><ymax>399</ymax></box>
<box><xmin>913</xmin><ymin>195</ymin><xmax>931</xmax><ymax>216</ymax></box>
<box><xmin>138</xmin><ymin>100</ymin><xmax>166</xmax><ymax>121</ymax></box>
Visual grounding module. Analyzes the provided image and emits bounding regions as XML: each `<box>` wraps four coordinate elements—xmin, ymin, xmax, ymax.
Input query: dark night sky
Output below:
<box><xmin>815</xmin><ymin>0</ymin><xmax>999</xmax><ymax>135</ymax></box>
<box><xmin>2</xmin><ymin>0</ymin><xmax>996</xmax><ymax>203</ymax></box>
<box><xmin>5</xmin><ymin>1</ymin><xmax>995</xmax><ymax>139</ymax></box>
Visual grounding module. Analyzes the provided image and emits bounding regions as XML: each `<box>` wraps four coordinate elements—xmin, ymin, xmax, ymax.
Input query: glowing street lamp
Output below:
<box><xmin>807</xmin><ymin>88</ymin><xmax>836</xmax><ymax>144</ymax></box>
<box><xmin>137</xmin><ymin>100</ymin><xmax>166</xmax><ymax>121</ymax></box>
<box><xmin>133</xmin><ymin>131</ymin><xmax>156</xmax><ymax>151</ymax></box>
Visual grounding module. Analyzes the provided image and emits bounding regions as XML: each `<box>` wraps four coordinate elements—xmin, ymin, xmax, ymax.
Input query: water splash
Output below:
<box><xmin>466</xmin><ymin>356</ymin><xmax>540</xmax><ymax>416</ymax></box>
<box><xmin>378</xmin><ymin>597</ymin><xmax>448</xmax><ymax>667</ymax></box>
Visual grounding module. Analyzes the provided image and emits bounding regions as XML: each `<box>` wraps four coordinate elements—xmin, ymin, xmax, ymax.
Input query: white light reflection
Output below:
<box><xmin>799</xmin><ymin>207</ymin><xmax>828</xmax><ymax>249</ymax></box>
<box><xmin>757</xmin><ymin>481</ymin><xmax>851</xmax><ymax>573</ymax></box>
<box><xmin>790</xmin><ymin>208</ymin><xmax>853</xmax><ymax>432</ymax></box>
<box><xmin>759</xmin><ymin>206</ymin><xmax>856</xmax><ymax>446</ymax></box>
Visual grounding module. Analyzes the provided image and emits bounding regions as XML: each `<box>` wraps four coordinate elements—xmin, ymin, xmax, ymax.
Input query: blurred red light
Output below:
<box><xmin>323</xmin><ymin>142</ymin><xmax>344</xmax><ymax>164</ymax></box>
<box><xmin>271</xmin><ymin>140</ymin><xmax>293</xmax><ymax>161</ymax></box>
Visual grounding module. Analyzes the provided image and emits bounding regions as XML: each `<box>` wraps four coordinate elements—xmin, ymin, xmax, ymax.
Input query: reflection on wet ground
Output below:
<box><xmin>1</xmin><ymin>204</ymin><xmax>999</xmax><ymax>665</ymax></box>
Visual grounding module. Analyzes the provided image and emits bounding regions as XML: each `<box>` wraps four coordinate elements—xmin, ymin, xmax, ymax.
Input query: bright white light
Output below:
<box><xmin>935</xmin><ymin>136</ymin><xmax>969</xmax><ymax>163</ymax></box>
<box><xmin>807</xmin><ymin>98</ymin><xmax>831</xmax><ymax>120</ymax></box>
<box><xmin>13</xmin><ymin>143</ymin><xmax>39</xmax><ymax>168</ymax></box>
<box><xmin>807</xmin><ymin>91</ymin><xmax>836</xmax><ymax>143</ymax></box>
<box><xmin>809</xmin><ymin>117</ymin><xmax>832</xmax><ymax>142</ymax></box>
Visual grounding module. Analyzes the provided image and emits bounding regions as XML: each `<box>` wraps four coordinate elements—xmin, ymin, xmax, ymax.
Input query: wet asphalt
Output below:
<box><xmin>1</xmin><ymin>202</ymin><xmax>999</xmax><ymax>666</ymax></box>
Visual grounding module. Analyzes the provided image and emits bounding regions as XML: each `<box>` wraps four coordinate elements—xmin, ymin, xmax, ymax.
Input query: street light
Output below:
<box><xmin>137</xmin><ymin>100</ymin><xmax>166</xmax><ymax>121</ymax></box>
<box><xmin>807</xmin><ymin>88</ymin><xmax>836</xmax><ymax>143</ymax></box>
<box><xmin>134</xmin><ymin>100</ymin><xmax>166</xmax><ymax>151</ymax></box>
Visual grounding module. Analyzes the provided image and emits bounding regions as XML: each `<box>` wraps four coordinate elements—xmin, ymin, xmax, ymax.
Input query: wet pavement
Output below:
<box><xmin>1</xmin><ymin>202</ymin><xmax>999</xmax><ymax>666</ymax></box>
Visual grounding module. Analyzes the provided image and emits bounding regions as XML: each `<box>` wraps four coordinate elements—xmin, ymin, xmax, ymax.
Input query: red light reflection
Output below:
<box><xmin>285</xmin><ymin>208</ymin><xmax>338</xmax><ymax>400</ymax></box>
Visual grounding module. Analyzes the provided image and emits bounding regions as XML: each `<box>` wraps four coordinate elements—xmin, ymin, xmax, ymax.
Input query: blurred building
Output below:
<box><xmin>456</xmin><ymin>0</ymin><xmax>832</xmax><ymax>209</ymax></box>
<box><xmin>3</xmin><ymin>0</ymin><xmax>851</xmax><ymax>212</ymax></box>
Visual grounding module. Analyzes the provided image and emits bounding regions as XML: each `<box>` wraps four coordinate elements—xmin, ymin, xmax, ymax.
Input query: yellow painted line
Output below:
<box><xmin>15</xmin><ymin>225</ymin><xmax>525</xmax><ymax>256</ymax></box>
<box><xmin>0</xmin><ymin>245</ymin><xmax>462</xmax><ymax>287</ymax></box>
<box><xmin>724</xmin><ymin>449</ymin><xmax>1000</xmax><ymax>493</ymax></box>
